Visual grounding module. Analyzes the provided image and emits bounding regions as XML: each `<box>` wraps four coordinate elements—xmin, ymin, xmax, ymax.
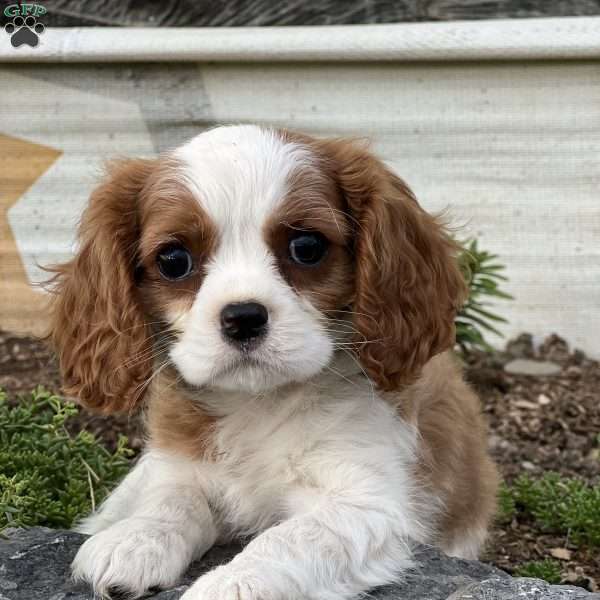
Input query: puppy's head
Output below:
<box><xmin>48</xmin><ymin>125</ymin><xmax>466</xmax><ymax>413</ymax></box>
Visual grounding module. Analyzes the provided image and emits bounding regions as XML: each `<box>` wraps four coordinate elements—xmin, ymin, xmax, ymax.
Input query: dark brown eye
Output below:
<box><xmin>288</xmin><ymin>231</ymin><xmax>329</xmax><ymax>266</ymax></box>
<box><xmin>156</xmin><ymin>244</ymin><xmax>193</xmax><ymax>280</ymax></box>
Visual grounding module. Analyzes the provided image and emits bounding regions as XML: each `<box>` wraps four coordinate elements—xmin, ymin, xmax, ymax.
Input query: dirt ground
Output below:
<box><xmin>1</xmin><ymin>329</ymin><xmax>599</xmax><ymax>586</ymax></box>
<box><xmin>465</xmin><ymin>334</ymin><xmax>600</xmax><ymax>590</ymax></box>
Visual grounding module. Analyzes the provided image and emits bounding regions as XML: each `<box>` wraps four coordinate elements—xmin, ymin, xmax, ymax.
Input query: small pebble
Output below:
<box><xmin>514</xmin><ymin>400</ymin><xmax>539</xmax><ymax>410</ymax></box>
<box><xmin>537</xmin><ymin>393</ymin><xmax>552</xmax><ymax>405</ymax></box>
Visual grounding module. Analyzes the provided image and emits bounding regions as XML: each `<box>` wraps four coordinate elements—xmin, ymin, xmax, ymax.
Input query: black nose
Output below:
<box><xmin>220</xmin><ymin>302</ymin><xmax>268</xmax><ymax>344</ymax></box>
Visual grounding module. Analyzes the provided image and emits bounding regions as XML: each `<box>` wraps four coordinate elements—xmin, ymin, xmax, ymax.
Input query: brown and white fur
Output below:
<box><xmin>48</xmin><ymin>125</ymin><xmax>498</xmax><ymax>600</ymax></box>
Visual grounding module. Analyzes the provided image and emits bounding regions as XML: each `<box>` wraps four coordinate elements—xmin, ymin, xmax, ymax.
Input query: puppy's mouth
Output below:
<box><xmin>206</xmin><ymin>346</ymin><xmax>295</xmax><ymax>391</ymax></box>
<box><xmin>222</xmin><ymin>353</ymin><xmax>264</xmax><ymax>372</ymax></box>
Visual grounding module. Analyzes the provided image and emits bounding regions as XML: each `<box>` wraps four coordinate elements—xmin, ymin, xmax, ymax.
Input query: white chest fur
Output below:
<box><xmin>196</xmin><ymin>370</ymin><xmax>423</xmax><ymax>541</ymax></box>
<box><xmin>73</xmin><ymin>366</ymin><xmax>439</xmax><ymax>599</ymax></box>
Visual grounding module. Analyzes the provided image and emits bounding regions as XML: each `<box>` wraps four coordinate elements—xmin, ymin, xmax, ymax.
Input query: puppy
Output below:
<box><xmin>48</xmin><ymin>125</ymin><xmax>498</xmax><ymax>599</ymax></box>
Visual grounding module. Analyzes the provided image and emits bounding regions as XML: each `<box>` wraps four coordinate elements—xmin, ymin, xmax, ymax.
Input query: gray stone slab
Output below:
<box><xmin>504</xmin><ymin>358</ymin><xmax>562</xmax><ymax>376</ymax></box>
<box><xmin>450</xmin><ymin>576</ymin><xmax>600</xmax><ymax>599</ymax></box>
<box><xmin>1</xmin><ymin>527</ymin><xmax>599</xmax><ymax>600</ymax></box>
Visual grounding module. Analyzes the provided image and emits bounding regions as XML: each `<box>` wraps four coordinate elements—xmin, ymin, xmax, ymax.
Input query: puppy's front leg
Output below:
<box><xmin>182</xmin><ymin>491</ymin><xmax>416</xmax><ymax>600</ymax></box>
<box><xmin>72</xmin><ymin>451</ymin><xmax>217</xmax><ymax>598</ymax></box>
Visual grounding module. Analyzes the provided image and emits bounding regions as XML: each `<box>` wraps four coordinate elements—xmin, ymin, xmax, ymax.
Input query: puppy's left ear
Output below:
<box><xmin>323</xmin><ymin>140</ymin><xmax>467</xmax><ymax>390</ymax></box>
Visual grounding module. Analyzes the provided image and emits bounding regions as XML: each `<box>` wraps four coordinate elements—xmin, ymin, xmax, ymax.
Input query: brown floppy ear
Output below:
<box><xmin>47</xmin><ymin>159</ymin><xmax>156</xmax><ymax>414</ymax></box>
<box><xmin>322</xmin><ymin>140</ymin><xmax>467</xmax><ymax>390</ymax></box>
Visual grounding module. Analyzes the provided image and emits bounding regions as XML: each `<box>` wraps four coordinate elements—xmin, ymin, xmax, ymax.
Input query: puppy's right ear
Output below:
<box><xmin>47</xmin><ymin>159</ymin><xmax>156</xmax><ymax>414</ymax></box>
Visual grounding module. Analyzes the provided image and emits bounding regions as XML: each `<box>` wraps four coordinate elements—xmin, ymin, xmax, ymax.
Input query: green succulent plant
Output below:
<box><xmin>0</xmin><ymin>387</ymin><xmax>132</xmax><ymax>533</ymax></box>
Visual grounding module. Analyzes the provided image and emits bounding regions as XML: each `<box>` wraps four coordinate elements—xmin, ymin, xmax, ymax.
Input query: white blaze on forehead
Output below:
<box><xmin>174</xmin><ymin>125</ymin><xmax>314</xmax><ymax>237</ymax></box>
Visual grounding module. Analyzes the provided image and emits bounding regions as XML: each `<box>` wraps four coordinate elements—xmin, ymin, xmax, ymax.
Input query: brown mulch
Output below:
<box><xmin>465</xmin><ymin>333</ymin><xmax>600</xmax><ymax>589</ymax></box>
<box><xmin>1</xmin><ymin>329</ymin><xmax>599</xmax><ymax>585</ymax></box>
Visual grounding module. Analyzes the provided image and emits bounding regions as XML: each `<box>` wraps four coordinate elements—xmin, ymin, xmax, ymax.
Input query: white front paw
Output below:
<box><xmin>181</xmin><ymin>563</ymin><xmax>290</xmax><ymax>600</ymax></box>
<box><xmin>72</xmin><ymin>517</ymin><xmax>193</xmax><ymax>598</ymax></box>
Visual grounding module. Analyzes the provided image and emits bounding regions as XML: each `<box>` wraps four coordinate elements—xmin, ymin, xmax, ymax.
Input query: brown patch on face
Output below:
<box><xmin>146</xmin><ymin>366</ymin><xmax>216</xmax><ymax>459</ymax></box>
<box><xmin>46</xmin><ymin>156</ymin><xmax>219</xmax><ymax>415</ymax></box>
<box><xmin>277</xmin><ymin>129</ymin><xmax>468</xmax><ymax>390</ymax></box>
<box><xmin>136</xmin><ymin>158</ymin><xmax>218</xmax><ymax>323</ymax></box>
<box><xmin>265</xmin><ymin>132</ymin><xmax>354</xmax><ymax>316</ymax></box>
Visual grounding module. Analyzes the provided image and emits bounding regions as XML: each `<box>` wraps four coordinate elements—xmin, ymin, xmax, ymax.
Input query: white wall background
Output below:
<box><xmin>2</xmin><ymin>36</ymin><xmax>599</xmax><ymax>353</ymax></box>
<box><xmin>201</xmin><ymin>60</ymin><xmax>600</xmax><ymax>354</ymax></box>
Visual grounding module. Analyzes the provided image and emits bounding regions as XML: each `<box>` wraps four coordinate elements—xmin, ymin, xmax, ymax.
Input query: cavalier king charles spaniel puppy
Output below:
<box><xmin>49</xmin><ymin>125</ymin><xmax>498</xmax><ymax>599</ymax></box>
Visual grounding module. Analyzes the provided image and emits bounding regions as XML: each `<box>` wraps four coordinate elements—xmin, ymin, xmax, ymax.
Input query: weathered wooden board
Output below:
<box><xmin>28</xmin><ymin>0</ymin><xmax>600</xmax><ymax>28</ymax></box>
<box><xmin>5</xmin><ymin>19</ymin><xmax>600</xmax><ymax>63</ymax></box>
<box><xmin>1</xmin><ymin>58</ymin><xmax>599</xmax><ymax>355</ymax></box>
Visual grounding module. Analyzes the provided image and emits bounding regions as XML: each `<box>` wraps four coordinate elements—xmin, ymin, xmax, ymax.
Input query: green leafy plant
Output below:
<box><xmin>505</xmin><ymin>473</ymin><xmax>600</xmax><ymax>547</ymax></box>
<box><xmin>0</xmin><ymin>387</ymin><xmax>132</xmax><ymax>533</ymax></box>
<box><xmin>497</xmin><ymin>482</ymin><xmax>516</xmax><ymax>524</ymax></box>
<box><xmin>515</xmin><ymin>559</ymin><xmax>562</xmax><ymax>584</ymax></box>
<box><xmin>457</xmin><ymin>239</ymin><xmax>513</xmax><ymax>353</ymax></box>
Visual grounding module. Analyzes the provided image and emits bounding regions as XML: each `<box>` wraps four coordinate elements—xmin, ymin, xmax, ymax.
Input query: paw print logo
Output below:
<box><xmin>5</xmin><ymin>15</ymin><xmax>45</xmax><ymax>48</ymax></box>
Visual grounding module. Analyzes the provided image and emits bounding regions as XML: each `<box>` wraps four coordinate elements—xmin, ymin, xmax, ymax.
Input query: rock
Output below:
<box><xmin>1</xmin><ymin>528</ymin><xmax>599</xmax><ymax>599</ymax></box>
<box><xmin>504</xmin><ymin>358</ymin><xmax>562</xmax><ymax>376</ymax></box>
<box><xmin>539</xmin><ymin>334</ymin><xmax>571</xmax><ymax>363</ymax></box>
<box><xmin>550</xmin><ymin>548</ymin><xmax>573</xmax><ymax>561</ymax></box>
<box><xmin>450</xmin><ymin>577</ymin><xmax>600</xmax><ymax>599</ymax></box>
<box><xmin>506</xmin><ymin>333</ymin><xmax>535</xmax><ymax>359</ymax></box>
